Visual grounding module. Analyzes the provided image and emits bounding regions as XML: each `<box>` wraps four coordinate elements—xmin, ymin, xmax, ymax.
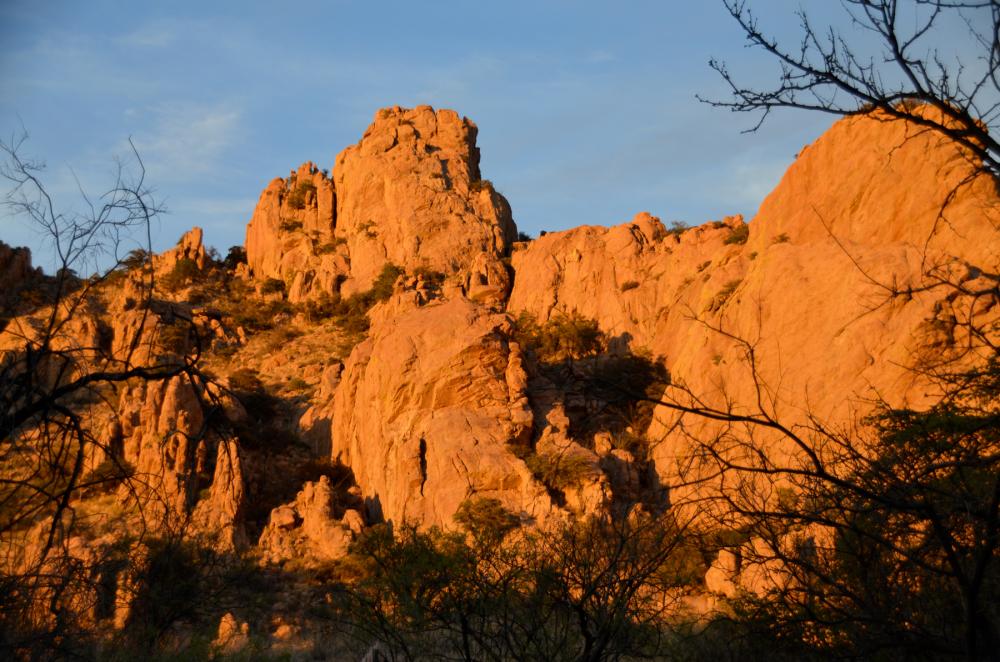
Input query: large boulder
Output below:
<box><xmin>330</xmin><ymin>297</ymin><xmax>552</xmax><ymax>529</ymax></box>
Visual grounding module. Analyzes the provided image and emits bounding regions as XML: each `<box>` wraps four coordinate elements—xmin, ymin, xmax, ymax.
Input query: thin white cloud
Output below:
<box><xmin>130</xmin><ymin>102</ymin><xmax>243</xmax><ymax>182</ymax></box>
<box><xmin>116</xmin><ymin>22</ymin><xmax>177</xmax><ymax>48</ymax></box>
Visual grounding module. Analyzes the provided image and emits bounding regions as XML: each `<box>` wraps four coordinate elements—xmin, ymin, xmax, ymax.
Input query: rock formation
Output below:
<box><xmin>116</xmin><ymin>375</ymin><xmax>247</xmax><ymax>550</ymax></box>
<box><xmin>244</xmin><ymin>106</ymin><xmax>517</xmax><ymax>301</ymax></box>
<box><xmin>258</xmin><ymin>476</ymin><xmax>364</xmax><ymax>564</ymax></box>
<box><xmin>331</xmin><ymin>297</ymin><xmax>551</xmax><ymax>528</ymax></box>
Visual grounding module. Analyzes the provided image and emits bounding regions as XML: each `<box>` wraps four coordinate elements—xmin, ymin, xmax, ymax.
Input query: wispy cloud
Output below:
<box><xmin>116</xmin><ymin>22</ymin><xmax>178</xmax><ymax>48</ymax></box>
<box><xmin>130</xmin><ymin>101</ymin><xmax>243</xmax><ymax>182</ymax></box>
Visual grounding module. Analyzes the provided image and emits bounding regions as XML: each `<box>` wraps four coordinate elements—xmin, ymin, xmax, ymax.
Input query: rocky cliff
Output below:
<box><xmin>2</xmin><ymin>104</ymin><xmax>997</xmax><ymax>656</ymax></box>
<box><xmin>244</xmin><ymin>106</ymin><xmax>516</xmax><ymax>302</ymax></box>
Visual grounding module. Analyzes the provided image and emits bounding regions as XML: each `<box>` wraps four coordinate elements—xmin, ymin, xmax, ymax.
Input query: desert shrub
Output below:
<box><xmin>469</xmin><ymin>178</ymin><xmax>492</xmax><ymax>193</ymax></box>
<box><xmin>526</xmin><ymin>451</ymin><xmax>595</xmax><ymax>491</ymax></box>
<box><xmin>723</xmin><ymin>223</ymin><xmax>750</xmax><ymax>245</ymax></box>
<box><xmin>160</xmin><ymin>258</ymin><xmax>200</xmax><ymax>291</ymax></box>
<box><xmin>516</xmin><ymin>231</ymin><xmax>533</xmax><ymax>242</ymax></box>
<box><xmin>287</xmin><ymin>377</ymin><xmax>310</xmax><ymax>391</ymax></box>
<box><xmin>369</xmin><ymin>262</ymin><xmax>404</xmax><ymax>302</ymax></box>
<box><xmin>260</xmin><ymin>277</ymin><xmax>285</xmax><ymax>296</ymax></box>
<box><xmin>224</xmin><ymin>246</ymin><xmax>247</xmax><ymax>270</ymax></box>
<box><xmin>454</xmin><ymin>497</ymin><xmax>520</xmax><ymax>545</ymax></box>
<box><xmin>279</xmin><ymin>218</ymin><xmax>303</xmax><ymax>232</ymax></box>
<box><xmin>156</xmin><ymin>319</ymin><xmax>191</xmax><ymax>356</ymax></box>
<box><xmin>228</xmin><ymin>367</ymin><xmax>263</xmax><ymax>393</ymax></box>
<box><xmin>715</xmin><ymin>279</ymin><xmax>742</xmax><ymax>307</ymax></box>
<box><xmin>620</xmin><ymin>280</ymin><xmax>640</xmax><ymax>292</ymax></box>
<box><xmin>316</xmin><ymin>237</ymin><xmax>347</xmax><ymax>254</ymax></box>
<box><xmin>285</xmin><ymin>180</ymin><xmax>316</xmax><ymax>210</ymax></box>
<box><xmin>121</xmin><ymin>248</ymin><xmax>151</xmax><ymax>271</ymax></box>
<box><xmin>514</xmin><ymin>311</ymin><xmax>604</xmax><ymax>363</ymax></box>
<box><xmin>229</xmin><ymin>299</ymin><xmax>294</xmax><ymax>332</ymax></box>
<box><xmin>302</xmin><ymin>263</ymin><xmax>403</xmax><ymax>352</ymax></box>
<box><xmin>773</xmin><ymin>233</ymin><xmax>790</xmax><ymax>244</ymax></box>
<box><xmin>667</xmin><ymin>221</ymin><xmax>690</xmax><ymax>237</ymax></box>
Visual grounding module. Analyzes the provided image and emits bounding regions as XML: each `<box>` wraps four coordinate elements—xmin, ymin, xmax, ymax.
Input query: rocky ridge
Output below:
<box><xmin>2</xmin><ymin>104</ymin><xmax>997</xmax><ymax>653</ymax></box>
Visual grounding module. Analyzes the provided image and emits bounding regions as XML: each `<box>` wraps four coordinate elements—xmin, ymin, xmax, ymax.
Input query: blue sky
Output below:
<box><xmin>1</xmin><ymin>1</ymin><xmax>845</xmax><ymax>271</ymax></box>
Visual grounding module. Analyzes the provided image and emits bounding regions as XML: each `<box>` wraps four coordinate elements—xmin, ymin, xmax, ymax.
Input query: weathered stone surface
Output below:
<box><xmin>155</xmin><ymin>226</ymin><xmax>209</xmax><ymax>276</ymax></box>
<box><xmin>334</xmin><ymin>106</ymin><xmax>516</xmax><ymax>293</ymax></box>
<box><xmin>244</xmin><ymin>162</ymin><xmax>340</xmax><ymax>302</ymax></box>
<box><xmin>258</xmin><ymin>476</ymin><xmax>362</xmax><ymax>564</ymax></box>
<box><xmin>243</xmin><ymin>107</ymin><xmax>517</xmax><ymax>302</ymax></box>
<box><xmin>331</xmin><ymin>297</ymin><xmax>552</xmax><ymax>528</ymax></box>
<box><xmin>116</xmin><ymin>375</ymin><xmax>247</xmax><ymax>549</ymax></box>
<box><xmin>508</xmin><ymin>111</ymin><xmax>1000</xmax><ymax>512</ymax></box>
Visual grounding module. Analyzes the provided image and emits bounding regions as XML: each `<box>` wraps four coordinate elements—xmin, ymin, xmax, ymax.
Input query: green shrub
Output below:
<box><xmin>369</xmin><ymin>262</ymin><xmax>404</xmax><ymax>302</ymax></box>
<box><xmin>286</xmin><ymin>180</ymin><xmax>316</xmax><ymax>210</ymax></box>
<box><xmin>514</xmin><ymin>311</ymin><xmax>604</xmax><ymax>363</ymax></box>
<box><xmin>667</xmin><ymin>221</ymin><xmax>690</xmax><ymax>237</ymax></box>
<box><xmin>260</xmin><ymin>277</ymin><xmax>286</xmax><ymax>295</ymax></box>
<box><xmin>470</xmin><ymin>179</ymin><xmax>492</xmax><ymax>193</ymax></box>
<box><xmin>526</xmin><ymin>451</ymin><xmax>595</xmax><ymax>490</ymax></box>
<box><xmin>279</xmin><ymin>218</ymin><xmax>303</xmax><ymax>232</ymax></box>
<box><xmin>516</xmin><ymin>231</ymin><xmax>533</xmax><ymax>242</ymax></box>
<box><xmin>454</xmin><ymin>497</ymin><xmax>520</xmax><ymax>544</ymax></box>
<box><xmin>224</xmin><ymin>246</ymin><xmax>247</xmax><ymax>270</ymax></box>
<box><xmin>160</xmin><ymin>258</ymin><xmax>200</xmax><ymax>291</ymax></box>
<box><xmin>723</xmin><ymin>224</ymin><xmax>750</xmax><ymax>245</ymax></box>
<box><xmin>620</xmin><ymin>280</ymin><xmax>640</xmax><ymax>292</ymax></box>
<box><xmin>773</xmin><ymin>232</ymin><xmax>790</xmax><ymax>244</ymax></box>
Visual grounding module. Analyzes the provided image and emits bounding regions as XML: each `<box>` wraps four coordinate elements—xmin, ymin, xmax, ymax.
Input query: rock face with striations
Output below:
<box><xmin>330</xmin><ymin>296</ymin><xmax>552</xmax><ymax>529</ymax></box>
<box><xmin>116</xmin><ymin>375</ymin><xmax>247</xmax><ymax>550</ymax></box>
<box><xmin>244</xmin><ymin>162</ymin><xmax>341</xmax><ymax>301</ymax></box>
<box><xmin>507</xmin><ymin>108</ymin><xmax>1000</xmax><ymax>512</ymax></box>
<box><xmin>244</xmin><ymin>106</ymin><xmax>517</xmax><ymax>301</ymax></box>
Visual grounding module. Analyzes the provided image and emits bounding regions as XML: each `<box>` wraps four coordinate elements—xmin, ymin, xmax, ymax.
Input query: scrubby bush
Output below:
<box><xmin>513</xmin><ymin>311</ymin><xmax>604</xmax><ymax>363</ymax></box>
<box><xmin>260</xmin><ymin>277</ymin><xmax>285</xmax><ymax>296</ymax></box>
<box><xmin>223</xmin><ymin>246</ymin><xmax>247</xmax><ymax>270</ymax></box>
<box><xmin>160</xmin><ymin>258</ymin><xmax>200</xmax><ymax>291</ymax></box>
<box><xmin>723</xmin><ymin>223</ymin><xmax>749</xmax><ymax>245</ymax></box>
<box><xmin>285</xmin><ymin>180</ymin><xmax>316</xmax><ymax>210</ymax></box>
<box><xmin>526</xmin><ymin>451</ymin><xmax>596</xmax><ymax>491</ymax></box>
<box><xmin>620</xmin><ymin>280</ymin><xmax>640</xmax><ymax>292</ymax></box>
<box><xmin>667</xmin><ymin>221</ymin><xmax>690</xmax><ymax>237</ymax></box>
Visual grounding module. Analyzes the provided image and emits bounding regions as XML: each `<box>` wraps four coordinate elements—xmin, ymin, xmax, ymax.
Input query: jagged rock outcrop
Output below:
<box><xmin>243</xmin><ymin>107</ymin><xmax>517</xmax><ymax>301</ymax></box>
<box><xmin>508</xmin><ymin>211</ymin><xmax>747</xmax><ymax>348</ymax></box>
<box><xmin>117</xmin><ymin>375</ymin><xmax>247</xmax><ymax>549</ymax></box>
<box><xmin>0</xmin><ymin>241</ymin><xmax>41</xmax><ymax>315</ymax></box>
<box><xmin>331</xmin><ymin>297</ymin><xmax>552</xmax><ymax>528</ymax></box>
<box><xmin>258</xmin><ymin>475</ymin><xmax>364</xmax><ymax>564</ymax></box>
<box><xmin>334</xmin><ymin>105</ymin><xmax>516</xmax><ymax>293</ymax></box>
<box><xmin>244</xmin><ymin>162</ymin><xmax>342</xmax><ymax>301</ymax></box>
<box><xmin>155</xmin><ymin>226</ymin><xmax>210</xmax><ymax>276</ymax></box>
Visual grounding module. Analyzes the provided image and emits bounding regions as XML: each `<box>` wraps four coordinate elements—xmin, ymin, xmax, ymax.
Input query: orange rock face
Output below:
<box><xmin>507</xmin><ymin>109</ymin><xmax>1000</xmax><ymax>508</ymax></box>
<box><xmin>243</xmin><ymin>106</ymin><xmax>517</xmax><ymax>301</ymax></box>
<box><xmin>331</xmin><ymin>297</ymin><xmax>551</xmax><ymax>529</ymax></box>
